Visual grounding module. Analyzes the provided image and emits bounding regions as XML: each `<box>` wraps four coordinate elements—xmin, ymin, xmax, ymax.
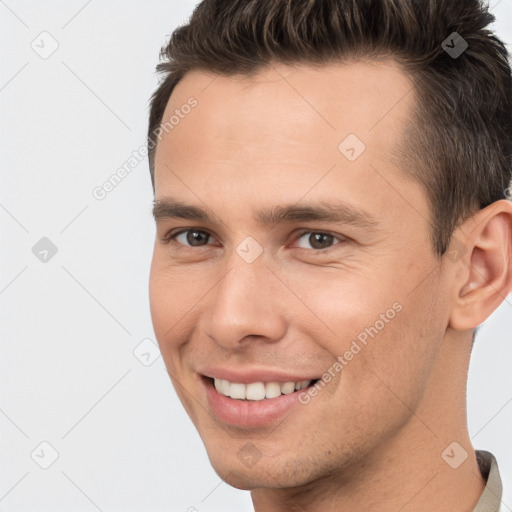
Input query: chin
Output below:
<box><xmin>205</xmin><ymin>448</ymin><xmax>316</xmax><ymax>491</ymax></box>
<box><xmin>218</xmin><ymin>471</ymin><xmax>263</xmax><ymax>491</ymax></box>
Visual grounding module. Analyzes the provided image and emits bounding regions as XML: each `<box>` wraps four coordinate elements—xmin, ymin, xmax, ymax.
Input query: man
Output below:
<box><xmin>147</xmin><ymin>0</ymin><xmax>512</xmax><ymax>510</ymax></box>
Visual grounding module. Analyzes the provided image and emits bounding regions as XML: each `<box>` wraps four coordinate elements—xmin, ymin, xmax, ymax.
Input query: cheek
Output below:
<box><xmin>335</xmin><ymin>289</ymin><xmax>445</xmax><ymax>427</ymax></box>
<box><xmin>149</xmin><ymin>260</ymin><xmax>208</xmax><ymax>426</ymax></box>
<box><xmin>148</xmin><ymin>256</ymin><xmax>217</xmax><ymax>363</ymax></box>
<box><xmin>148</xmin><ymin>257</ymin><xmax>190</xmax><ymax>351</ymax></box>
<box><xmin>290</xmin><ymin>265</ymin><xmax>439</xmax><ymax>393</ymax></box>
<box><xmin>149</xmin><ymin>252</ymin><xmax>195</xmax><ymax>321</ymax></box>
<box><xmin>282</xmin><ymin>265</ymin><xmax>396</xmax><ymax>344</ymax></box>
<box><xmin>148</xmin><ymin>263</ymin><xmax>171</xmax><ymax>340</ymax></box>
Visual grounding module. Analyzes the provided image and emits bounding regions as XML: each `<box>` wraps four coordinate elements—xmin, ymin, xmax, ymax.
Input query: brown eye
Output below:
<box><xmin>175</xmin><ymin>230</ymin><xmax>211</xmax><ymax>246</ymax></box>
<box><xmin>309</xmin><ymin>233</ymin><xmax>334</xmax><ymax>249</ymax></box>
<box><xmin>295</xmin><ymin>232</ymin><xmax>340</xmax><ymax>250</ymax></box>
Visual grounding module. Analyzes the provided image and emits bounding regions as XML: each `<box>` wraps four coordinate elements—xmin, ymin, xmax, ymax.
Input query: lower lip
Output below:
<box><xmin>201</xmin><ymin>377</ymin><xmax>311</xmax><ymax>427</ymax></box>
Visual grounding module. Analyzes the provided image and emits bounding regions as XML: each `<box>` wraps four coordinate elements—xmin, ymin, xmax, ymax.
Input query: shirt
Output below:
<box><xmin>473</xmin><ymin>450</ymin><xmax>504</xmax><ymax>512</ymax></box>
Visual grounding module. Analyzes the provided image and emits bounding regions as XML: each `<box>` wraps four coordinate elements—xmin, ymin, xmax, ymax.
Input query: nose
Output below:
<box><xmin>200</xmin><ymin>256</ymin><xmax>288</xmax><ymax>349</ymax></box>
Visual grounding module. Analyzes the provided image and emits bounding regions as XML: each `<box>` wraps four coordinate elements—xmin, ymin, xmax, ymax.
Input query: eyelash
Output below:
<box><xmin>161</xmin><ymin>228</ymin><xmax>346</xmax><ymax>251</ymax></box>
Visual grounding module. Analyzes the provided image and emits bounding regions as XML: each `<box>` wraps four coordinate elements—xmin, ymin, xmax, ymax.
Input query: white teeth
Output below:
<box><xmin>229</xmin><ymin>382</ymin><xmax>246</xmax><ymax>400</ymax></box>
<box><xmin>220</xmin><ymin>379</ymin><xmax>230</xmax><ymax>395</ymax></box>
<box><xmin>295</xmin><ymin>380</ymin><xmax>312</xmax><ymax>390</ymax></box>
<box><xmin>245</xmin><ymin>382</ymin><xmax>266</xmax><ymax>400</ymax></box>
<box><xmin>265</xmin><ymin>382</ymin><xmax>282</xmax><ymax>399</ymax></box>
<box><xmin>280</xmin><ymin>382</ymin><xmax>296</xmax><ymax>394</ymax></box>
<box><xmin>213</xmin><ymin>378</ymin><xmax>312</xmax><ymax>401</ymax></box>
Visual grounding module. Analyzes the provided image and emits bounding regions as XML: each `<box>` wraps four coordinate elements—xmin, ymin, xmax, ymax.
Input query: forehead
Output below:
<box><xmin>155</xmin><ymin>59</ymin><xmax>414</xmax><ymax>172</ymax></box>
<box><xmin>153</xmin><ymin>60</ymin><xmax>424</xmax><ymax>228</ymax></box>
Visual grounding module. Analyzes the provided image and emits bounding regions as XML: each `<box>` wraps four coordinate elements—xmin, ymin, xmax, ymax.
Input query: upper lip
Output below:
<box><xmin>199</xmin><ymin>366</ymin><xmax>320</xmax><ymax>384</ymax></box>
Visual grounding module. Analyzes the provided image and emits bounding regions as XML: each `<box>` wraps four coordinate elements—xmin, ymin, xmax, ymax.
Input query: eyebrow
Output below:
<box><xmin>152</xmin><ymin>198</ymin><xmax>380</xmax><ymax>230</ymax></box>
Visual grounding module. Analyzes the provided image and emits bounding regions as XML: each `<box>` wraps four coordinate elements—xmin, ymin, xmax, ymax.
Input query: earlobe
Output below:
<box><xmin>448</xmin><ymin>200</ymin><xmax>512</xmax><ymax>332</ymax></box>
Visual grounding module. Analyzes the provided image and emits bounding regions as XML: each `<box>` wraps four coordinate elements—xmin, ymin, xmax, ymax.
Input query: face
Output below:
<box><xmin>149</xmin><ymin>60</ymin><xmax>453</xmax><ymax>489</ymax></box>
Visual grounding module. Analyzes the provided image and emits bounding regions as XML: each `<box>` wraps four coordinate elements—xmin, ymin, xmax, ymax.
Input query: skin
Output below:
<box><xmin>149</xmin><ymin>60</ymin><xmax>512</xmax><ymax>511</ymax></box>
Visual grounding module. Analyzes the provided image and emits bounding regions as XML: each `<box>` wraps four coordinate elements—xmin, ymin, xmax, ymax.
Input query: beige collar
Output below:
<box><xmin>472</xmin><ymin>450</ymin><xmax>503</xmax><ymax>512</ymax></box>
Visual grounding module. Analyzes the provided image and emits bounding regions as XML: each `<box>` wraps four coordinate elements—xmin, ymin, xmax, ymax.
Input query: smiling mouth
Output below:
<box><xmin>207</xmin><ymin>377</ymin><xmax>320</xmax><ymax>401</ymax></box>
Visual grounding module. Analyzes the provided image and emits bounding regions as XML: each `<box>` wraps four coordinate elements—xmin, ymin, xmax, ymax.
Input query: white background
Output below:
<box><xmin>0</xmin><ymin>1</ymin><xmax>511</xmax><ymax>511</ymax></box>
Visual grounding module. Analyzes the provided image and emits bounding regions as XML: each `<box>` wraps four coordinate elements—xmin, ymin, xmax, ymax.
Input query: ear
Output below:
<box><xmin>448</xmin><ymin>199</ymin><xmax>512</xmax><ymax>331</ymax></box>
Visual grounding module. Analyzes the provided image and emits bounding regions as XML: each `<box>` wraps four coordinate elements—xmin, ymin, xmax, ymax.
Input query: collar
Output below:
<box><xmin>472</xmin><ymin>450</ymin><xmax>503</xmax><ymax>512</ymax></box>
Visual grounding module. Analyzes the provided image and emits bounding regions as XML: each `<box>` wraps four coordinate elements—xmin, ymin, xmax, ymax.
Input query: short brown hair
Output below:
<box><xmin>147</xmin><ymin>0</ymin><xmax>512</xmax><ymax>255</ymax></box>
